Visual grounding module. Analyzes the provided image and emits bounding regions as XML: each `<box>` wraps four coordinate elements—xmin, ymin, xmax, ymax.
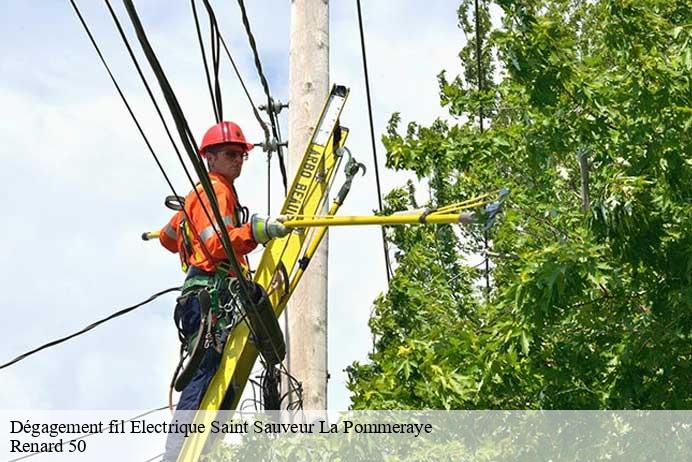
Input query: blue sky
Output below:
<box><xmin>0</xmin><ymin>1</ymin><xmax>467</xmax><ymax>411</ymax></box>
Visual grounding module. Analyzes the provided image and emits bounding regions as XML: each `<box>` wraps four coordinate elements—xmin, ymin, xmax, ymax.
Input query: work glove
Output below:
<box><xmin>251</xmin><ymin>214</ymin><xmax>290</xmax><ymax>244</ymax></box>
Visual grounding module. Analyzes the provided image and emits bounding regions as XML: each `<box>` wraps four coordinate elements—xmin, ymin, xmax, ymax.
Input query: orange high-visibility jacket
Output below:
<box><xmin>159</xmin><ymin>172</ymin><xmax>257</xmax><ymax>273</ymax></box>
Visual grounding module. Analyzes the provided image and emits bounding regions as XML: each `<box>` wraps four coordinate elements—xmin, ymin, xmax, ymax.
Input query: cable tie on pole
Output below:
<box><xmin>418</xmin><ymin>208</ymin><xmax>433</xmax><ymax>224</ymax></box>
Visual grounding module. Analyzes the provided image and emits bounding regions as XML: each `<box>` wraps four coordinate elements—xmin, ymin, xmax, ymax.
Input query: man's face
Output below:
<box><xmin>206</xmin><ymin>144</ymin><xmax>248</xmax><ymax>182</ymax></box>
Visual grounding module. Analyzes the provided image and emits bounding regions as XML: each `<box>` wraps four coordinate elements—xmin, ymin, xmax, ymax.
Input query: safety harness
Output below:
<box><xmin>171</xmin><ymin>263</ymin><xmax>240</xmax><ymax>396</ymax></box>
<box><xmin>165</xmin><ymin>190</ymin><xmax>249</xmax><ymax>404</ymax></box>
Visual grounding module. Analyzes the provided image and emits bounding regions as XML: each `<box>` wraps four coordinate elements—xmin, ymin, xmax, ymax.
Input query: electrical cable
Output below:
<box><xmin>193</xmin><ymin>0</ymin><xmax>280</xmax><ymax>219</ymax></box>
<box><xmin>0</xmin><ymin>287</ymin><xmax>180</xmax><ymax>371</ymax></box>
<box><xmin>241</xmin><ymin>365</ymin><xmax>304</xmax><ymax>411</ymax></box>
<box><xmin>268</xmin><ymin>108</ymin><xmax>287</xmax><ymax>193</ymax></box>
<box><xmin>267</xmin><ymin>151</ymin><xmax>272</xmax><ymax>214</ymax></box>
<box><xmin>233</xmin><ymin>0</ymin><xmax>271</xmax><ymax>111</ymax></box>
<box><xmin>193</xmin><ymin>0</ymin><xmax>275</xmax><ymax>158</ymax></box>
<box><xmin>191</xmin><ymin>0</ymin><xmax>222</xmax><ymax>122</ymax></box>
<box><xmin>356</xmin><ymin>0</ymin><xmax>393</xmax><ymax>283</ymax></box>
<box><xmin>92</xmin><ymin>3</ymin><xmax>295</xmax><ymax>416</ymax></box>
<box><xmin>235</xmin><ymin>0</ymin><xmax>287</xmax><ymax>192</ymax></box>
<box><xmin>206</xmin><ymin>0</ymin><xmax>223</xmax><ymax>123</ymax></box>
<box><xmin>103</xmin><ymin>0</ymin><xmax>253</xmax><ymax>273</ymax></box>
<box><xmin>196</xmin><ymin>0</ymin><xmax>255</xmax><ymax>243</ymax></box>
<box><xmin>217</xmin><ymin>33</ymin><xmax>270</xmax><ymax>141</ymax></box>
<box><xmin>190</xmin><ymin>0</ymin><xmax>257</xmax><ymax>257</ymax></box>
<box><xmin>269</xmin><ymin>106</ymin><xmax>287</xmax><ymax>212</ymax></box>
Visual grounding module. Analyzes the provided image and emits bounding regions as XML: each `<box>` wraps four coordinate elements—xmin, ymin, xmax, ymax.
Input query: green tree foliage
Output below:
<box><xmin>348</xmin><ymin>0</ymin><xmax>692</xmax><ymax>409</ymax></box>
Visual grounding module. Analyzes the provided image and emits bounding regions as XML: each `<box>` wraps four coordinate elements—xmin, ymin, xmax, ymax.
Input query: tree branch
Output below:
<box><xmin>577</xmin><ymin>146</ymin><xmax>590</xmax><ymax>213</ymax></box>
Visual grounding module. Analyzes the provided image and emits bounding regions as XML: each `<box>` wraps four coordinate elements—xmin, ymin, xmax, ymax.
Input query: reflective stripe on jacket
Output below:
<box><xmin>158</xmin><ymin>172</ymin><xmax>258</xmax><ymax>273</ymax></box>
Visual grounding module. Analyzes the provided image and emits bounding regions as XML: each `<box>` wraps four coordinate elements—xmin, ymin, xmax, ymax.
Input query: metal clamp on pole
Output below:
<box><xmin>259</xmin><ymin>98</ymin><xmax>288</xmax><ymax>115</ymax></box>
<box><xmin>255</xmin><ymin>137</ymin><xmax>288</xmax><ymax>153</ymax></box>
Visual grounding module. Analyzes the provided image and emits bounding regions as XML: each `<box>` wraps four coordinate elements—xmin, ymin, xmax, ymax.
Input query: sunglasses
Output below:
<box><xmin>207</xmin><ymin>147</ymin><xmax>249</xmax><ymax>161</ymax></box>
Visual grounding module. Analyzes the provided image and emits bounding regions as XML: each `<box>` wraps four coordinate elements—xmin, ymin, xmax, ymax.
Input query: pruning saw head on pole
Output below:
<box><xmin>200</xmin><ymin>121</ymin><xmax>255</xmax><ymax>182</ymax></box>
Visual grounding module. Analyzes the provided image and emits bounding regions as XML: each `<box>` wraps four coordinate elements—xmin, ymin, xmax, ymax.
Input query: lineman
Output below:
<box><xmin>158</xmin><ymin>121</ymin><xmax>288</xmax><ymax>460</ymax></box>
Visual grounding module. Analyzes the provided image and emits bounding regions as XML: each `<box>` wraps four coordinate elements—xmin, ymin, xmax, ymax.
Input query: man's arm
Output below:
<box><xmin>159</xmin><ymin>211</ymin><xmax>182</xmax><ymax>253</ymax></box>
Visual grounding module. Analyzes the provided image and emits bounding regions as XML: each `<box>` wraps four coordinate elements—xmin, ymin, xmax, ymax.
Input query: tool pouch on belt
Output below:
<box><xmin>244</xmin><ymin>281</ymin><xmax>286</xmax><ymax>366</ymax></box>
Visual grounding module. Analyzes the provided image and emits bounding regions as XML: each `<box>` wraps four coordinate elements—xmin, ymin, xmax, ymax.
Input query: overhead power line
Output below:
<box><xmin>102</xmin><ymin>0</ymin><xmax>277</xmax><ymax>276</ymax></box>
<box><xmin>235</xmin><ymin>0</ymin><xmax>288</xmax><ymax>193</ymax></box>
<box><xmin>191</xmin><ymin>0</ymin><xmax>223</xmax><ymax>123</ymax></box>
<box><xmin>191</xmin><ymin>0</ymin><xmax>276</xmax><ymax>214</ymax></box>
<box><xmin>356</xmin><ymin>0</ymin><xmax>393</xmax><ymax>283</ymax></box>
<box><xmin>121</xmin><ymin>0</ymin><xmax>252</xmax><ymax>306</ymax></box>
<box><xmin>0</xmin><ymin>287</ymin><xmax>180</xmax><ymax>371</ymax></box>
<box><xmin>218</xmin><ymin>31</ymin><xmax>271</xmax><ymax>143</ymax></box>
<box><xmin>191</xmin><ymin>0</ymin><xmax>271</xmax><ymax>145</ymax></box>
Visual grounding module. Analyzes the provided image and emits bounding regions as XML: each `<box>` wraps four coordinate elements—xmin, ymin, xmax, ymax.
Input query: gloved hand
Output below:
<box><xmin>251</xmin><ymin>214</ymin><xmax>290</xmax><ymax>244</ymax></box>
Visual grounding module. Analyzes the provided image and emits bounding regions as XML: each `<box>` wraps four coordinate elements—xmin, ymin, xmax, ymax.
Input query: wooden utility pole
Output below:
<box><xmin>286</xmin><ymin>0</ymin><xmax>329</xmax><ymax>410</ymax></box>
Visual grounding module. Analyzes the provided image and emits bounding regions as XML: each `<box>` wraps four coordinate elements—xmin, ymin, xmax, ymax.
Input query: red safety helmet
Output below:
<box><xmin>199</xmin><ymin>121</ymin><xmax>254</xmax><ymax>156</ymax></box>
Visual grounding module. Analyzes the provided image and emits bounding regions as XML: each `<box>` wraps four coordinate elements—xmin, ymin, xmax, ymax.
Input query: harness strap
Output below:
<box><xmin>181</xmin><ymin>275</ymin><xmax>215</xmax><ymax>294</ymax></box>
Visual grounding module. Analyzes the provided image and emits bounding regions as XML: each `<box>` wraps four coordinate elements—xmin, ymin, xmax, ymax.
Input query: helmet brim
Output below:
<box><xmin>200</xmin><ymin>141</ymin><xmax>255</xmax><ymax>157</ymax></box>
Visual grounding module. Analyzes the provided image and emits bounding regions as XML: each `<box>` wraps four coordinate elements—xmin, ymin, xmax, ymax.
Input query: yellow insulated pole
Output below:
<box><xmin>140</xmin><ymin>212</ymin><xmax>475</xmax><ymax>241</ymax></box>
<box><xmin>281</xmin><ymin>212</ymin><xmax>476</xmax><ymax>228</ymax></box>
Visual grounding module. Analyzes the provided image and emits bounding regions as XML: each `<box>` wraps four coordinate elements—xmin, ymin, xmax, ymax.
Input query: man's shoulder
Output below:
<box><xmin>184</xmin><ymin>175</ymin><xmax>235</xmax><ymax>206</ymax></box>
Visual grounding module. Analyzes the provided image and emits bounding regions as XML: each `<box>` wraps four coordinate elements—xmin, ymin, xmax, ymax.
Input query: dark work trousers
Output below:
<box><xmin>163</xmin><ymin>292</ymin><xmax>223</xmax><ymax>461</ymax></box>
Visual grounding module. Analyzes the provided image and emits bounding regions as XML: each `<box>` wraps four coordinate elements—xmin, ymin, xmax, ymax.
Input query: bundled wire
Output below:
<box><xmin>191</xmin><ymin>0</ymin><xmax>223</xmax><ymax>122</ymax></box>
<box><xmin>190</xmin><ymin>0</ymin><xmax>274</xmax><ymax>158</ymax></box>
<box><xmin>121</xmin><ymin>0</ymin><xmax>249</xmax><ymax>295</ymax></box>
<box><xmin>240</xmin><ymin>365</ymin><xmax>303</xmax><ymax>412</ymax></box>
<box><xmin>71</xmin><ymin>0</ymin><xmax>293</xmax><ymax>410</ymax></box>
